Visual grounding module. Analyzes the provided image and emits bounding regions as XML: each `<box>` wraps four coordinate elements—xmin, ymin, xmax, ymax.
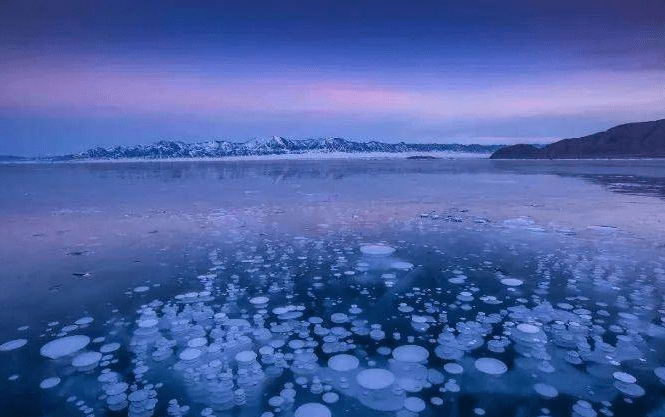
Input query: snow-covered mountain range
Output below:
<box><xmin>74</xmin><ymin>137</ymin><xmax>500</xmax><ymax>159</ymax></box>
<box><xmin>2</xmin><ymin>137</ymin><xmax>503</xmax><ymax>161</ymax></box>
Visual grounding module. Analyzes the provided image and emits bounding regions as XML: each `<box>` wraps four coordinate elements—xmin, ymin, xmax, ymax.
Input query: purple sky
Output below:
<box><xmin>1</xmin><ymin>0</ymin><xmax>664</xmax><ymax>155</ymax></box>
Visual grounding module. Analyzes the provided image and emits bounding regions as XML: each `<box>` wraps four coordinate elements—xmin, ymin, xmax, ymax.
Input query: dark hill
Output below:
<box><xmin>491</xmin><ymin>119</ymin><xmax>665</xmax><ymax>159</ymax></box>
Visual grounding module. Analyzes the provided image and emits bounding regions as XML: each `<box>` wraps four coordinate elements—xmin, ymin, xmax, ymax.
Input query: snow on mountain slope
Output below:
<box><xmin>50</xmin><ymin>137</ymin><xmax>502</xmax><ymax>160</ymax></box>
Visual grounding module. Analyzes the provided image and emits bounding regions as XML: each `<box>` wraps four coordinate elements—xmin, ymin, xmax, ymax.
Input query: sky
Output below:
<box><xmin>1</xmin><ymin>0</ymin><xmax>664</xmax><ymax>156</ymax></box>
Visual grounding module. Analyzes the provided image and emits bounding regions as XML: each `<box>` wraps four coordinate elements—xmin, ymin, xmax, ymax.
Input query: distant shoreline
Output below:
<box><xmin>5</xmin><ymin>155</ymin><xmax>665</xmax><ymax>165</ymax></box>
<box><xmin>0</xmin><ymin>151</ymin><xmax>492</xmax><ymax>164</ymax></box>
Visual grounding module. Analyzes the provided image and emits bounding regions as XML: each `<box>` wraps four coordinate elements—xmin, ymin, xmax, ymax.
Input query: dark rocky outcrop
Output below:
<box><xmin>491</xmin><ymin>119</ymin><xmax>665</xmax><ymax>159</ymax></box>
<box><xmin>489</xmin><ymin>144</ymin><xmax>543</xmax><ymax>159</ymax></box>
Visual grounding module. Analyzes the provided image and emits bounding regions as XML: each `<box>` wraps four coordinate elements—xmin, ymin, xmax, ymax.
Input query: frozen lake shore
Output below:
<box><xmin>1</xmin><ymin>158</ymin><xmax>665</xmax><ymax>417</ymax></box>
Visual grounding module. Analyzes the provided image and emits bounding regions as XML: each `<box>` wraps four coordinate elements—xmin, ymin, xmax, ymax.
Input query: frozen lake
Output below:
<box><xmin>1</xmin><ymin>159</ymin><xmax>665</xmax><ymax>417</ymax></box>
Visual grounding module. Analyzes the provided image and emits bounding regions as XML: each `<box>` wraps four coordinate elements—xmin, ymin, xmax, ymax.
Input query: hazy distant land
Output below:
<box><xmin>3</xmin><ymin>119</ymin><xmax>665</xmax><ymax>162</ymax></box>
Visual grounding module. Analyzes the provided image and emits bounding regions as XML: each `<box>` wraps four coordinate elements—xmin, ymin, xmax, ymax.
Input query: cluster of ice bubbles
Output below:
<box><xmin>3</xmin><ymin>238</ymin><xmax>665</xmax><ymax>417</ymax></box>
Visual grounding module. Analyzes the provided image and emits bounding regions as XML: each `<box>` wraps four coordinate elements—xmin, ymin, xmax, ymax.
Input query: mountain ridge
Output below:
<box><xmin>3</xmin><ymin>137</ymin><xmax>502</xmax><ymax>161</ymax></box>
<box><xmin>491</xmin><ymin>119</ymin><xmax>665</xmax><ymax>159</ymax></box>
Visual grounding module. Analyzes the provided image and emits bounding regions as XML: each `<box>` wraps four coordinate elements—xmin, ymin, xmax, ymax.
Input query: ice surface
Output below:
<box><xmin>6</xmin><ymin>161</ymin><xmax>665</xmax><ymax>416</ymax></box>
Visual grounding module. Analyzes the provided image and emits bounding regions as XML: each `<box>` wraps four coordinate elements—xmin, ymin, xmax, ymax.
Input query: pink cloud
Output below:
<box><xmin>1</xmin><ymin>66</ymin><xmax>665</xmax><ymax>121</ymax></box>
